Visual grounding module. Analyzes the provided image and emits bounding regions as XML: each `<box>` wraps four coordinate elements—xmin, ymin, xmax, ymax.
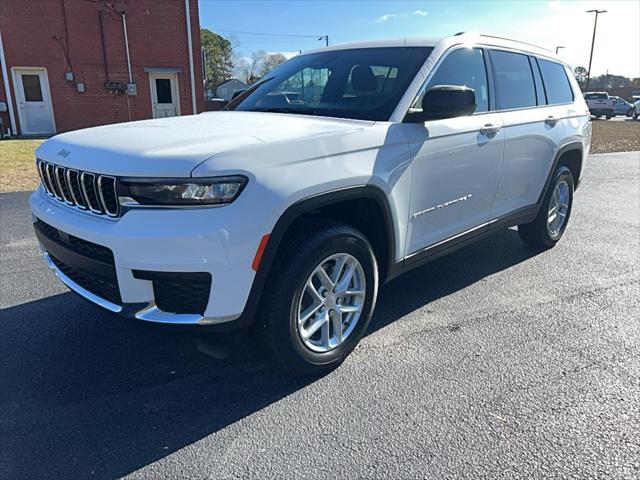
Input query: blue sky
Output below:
<box><xmin>199</xmin><ymin>0</ymin><xmax>640</xmax><ymax>78</ymax></box>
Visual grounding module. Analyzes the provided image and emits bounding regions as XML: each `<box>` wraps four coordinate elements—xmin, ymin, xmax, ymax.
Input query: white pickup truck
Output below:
<box><xmin>584</xmin><ymin>92</ymin><xmax>614</xmax><ymax>119</ymax></box>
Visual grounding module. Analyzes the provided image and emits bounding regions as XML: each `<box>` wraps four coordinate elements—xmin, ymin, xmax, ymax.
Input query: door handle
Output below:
<box><xmin>545</xmin><ymin>115</ymin><xmax>558</xmax><ymax>125</ymax></box>
<box><xmin>479</xmin><ymin>124</ymin><xmax>501</xmax><ymax>135</ymax></box>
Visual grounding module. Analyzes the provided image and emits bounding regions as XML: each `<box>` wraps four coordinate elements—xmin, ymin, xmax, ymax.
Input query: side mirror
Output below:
<box><xmin>405</xmin><ymin>85</ymin><xmax>476</xmax><ymax>123</ymax></box>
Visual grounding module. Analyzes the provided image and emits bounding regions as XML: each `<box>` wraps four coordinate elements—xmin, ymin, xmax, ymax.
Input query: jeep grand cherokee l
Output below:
<box><xmin>31</xmin><ymin>33</ymin><xmax>591</xmax><ymax>374</ymax></box>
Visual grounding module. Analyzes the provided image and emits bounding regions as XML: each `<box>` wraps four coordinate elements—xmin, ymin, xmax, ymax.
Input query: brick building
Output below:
<box><xmin>0</xmin><ymin>0</ymin><xmax>204</xmax><ymax>137</ymax></box>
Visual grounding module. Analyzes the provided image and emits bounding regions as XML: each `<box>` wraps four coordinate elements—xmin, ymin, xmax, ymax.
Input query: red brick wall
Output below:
<box><xmin>0</xmin><ymin>0</ymin><xmax>204</xmax><ymax>135</ymax></box>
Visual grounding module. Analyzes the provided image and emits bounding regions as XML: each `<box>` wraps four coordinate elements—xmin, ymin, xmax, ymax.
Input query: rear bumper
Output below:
<box><xmin>588</xmin><ymin>108</ymin><xmax>613</xmax><ymax>116</ymax></box>
<box><xmin>30</xmin><ymin>187</ymin><xmax>261</xmax><ymax>325</ymax></box>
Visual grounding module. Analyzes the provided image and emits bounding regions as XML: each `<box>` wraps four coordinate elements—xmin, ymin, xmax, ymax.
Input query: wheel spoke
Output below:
<box><xmin>299</xmin><ymin>302</ymin><xmax>322</xmax><ymax>324</ymax></box>
<box><xmin>305</xmin><ymin>280</ymin><xmax>323</xmax><ymax>303</ymax></box>
<box><xmin>337</xmin><ymin>304</ymin><xmax>361</xmax><ymax>314</ymax></box>
<box><xmin>344</xmin><ymin>289</ymin><xmax>365</xmax><ymax>297</ymax></box>
<box><xmin>330</xmin><ymin>310</ymin><xmax>343</xmax><ymax>344</ymax></box>
<box><xmin>320</xmin><ymin>318</ymin><xmax>330</xmax><ymax>348</ymax></box>
<box><xmin>315</xmin><ymin>265</ymin><xmax>334</xmax><ymax>290</ymax></box>
<box><xmin>336</xmin><ymin>261</ymin><xmax>357</xmax><ymax>293</ymax></box>
<box><xmin>302</xmin><ymin>311</ymin><xmax>328</xmax><ymax>339</ymax></box>
<box><xmin>331</xmin><ymin>255</ymin><xmax>347</xmax><ymax>283</ymax></box>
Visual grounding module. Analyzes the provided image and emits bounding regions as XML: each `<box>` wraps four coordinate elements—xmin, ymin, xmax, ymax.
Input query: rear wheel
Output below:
<box><xmin>259</xmin><ymin>220</ymin><xmax>378</xmax><ymax>375</ymax></box>
<box><xmin>518</xmin><ymin>166</ymin><xmax>574</xmax><ymax>248</ymax></box>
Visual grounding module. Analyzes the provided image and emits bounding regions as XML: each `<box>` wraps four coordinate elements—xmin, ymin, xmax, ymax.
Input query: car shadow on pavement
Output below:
<box><xmin>0</xmin><ymin>227</ymin><xmax>543</xmax><ymax>480</ymax></box>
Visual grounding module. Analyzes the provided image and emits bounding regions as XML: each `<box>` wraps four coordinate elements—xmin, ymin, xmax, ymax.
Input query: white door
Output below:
<box><xmin>12</xmin><ymin>68</ymin><xmax>56</xmax><ymax>135</ymax></box>
<box><xmin>403</xmin><ymin>47</ymin><xmax>503</xmax><ymax>254</ymax></box>
<box><xmin>149</xmin><ymin>73</ymin><xmax>180</xmax><ymax>118</ymax></box>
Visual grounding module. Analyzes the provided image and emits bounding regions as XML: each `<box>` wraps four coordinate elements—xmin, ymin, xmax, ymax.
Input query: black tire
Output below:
<box><xmin>518</xmin><ymin>166</ymin><xmax>574</xmax><ymax>248</ymax></box>
<box><xmin>605</xmin><ymin>115</ymin><xmax>612</xmax><ymax>120</ymax></box>
<box><xmin>259</xmin><ymin>220</ymin><xmax>379</xmax><ymax>375</ymax></box>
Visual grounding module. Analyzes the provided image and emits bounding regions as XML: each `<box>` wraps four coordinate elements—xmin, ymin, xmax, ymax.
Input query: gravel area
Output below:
<box><xmin>591</xmin><ymin>118</ymin><xmax>640</xmax><ymax>154</ymax></box>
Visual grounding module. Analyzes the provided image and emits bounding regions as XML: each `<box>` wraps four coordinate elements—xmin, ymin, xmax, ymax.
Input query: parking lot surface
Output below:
<box><xmin>1</xmin><ymin>151</ymin><xmax>639</xmax><ymax>479</ymax></box>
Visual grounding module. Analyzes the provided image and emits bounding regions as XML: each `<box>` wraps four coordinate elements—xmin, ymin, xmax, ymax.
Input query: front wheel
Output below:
<box><xmin>518</xmin><ymin>166</ymin><xmax>574</xmax><ymax>248</ymax></box>
<box><xmin>259</xmin><ymin>220</ymin><xmax>378</xmax><ymax>375</ymax></box>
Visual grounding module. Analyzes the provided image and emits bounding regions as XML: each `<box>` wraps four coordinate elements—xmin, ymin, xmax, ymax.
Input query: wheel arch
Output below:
<box><xmin>537</xmin><ymin>142</ymin><xmax>584</xmax><ymax>206</ymax></box>
<box><xmin>236</xmin><ymin>185</ymin><xmax>397</xmax><ymax>328</ymax></box>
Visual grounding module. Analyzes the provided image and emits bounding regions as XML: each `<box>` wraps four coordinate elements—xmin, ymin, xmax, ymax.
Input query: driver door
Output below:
<box><xmin>402</xmin><ymin>47</ymin><xmax>504</xmax><ymax>255</ymax></box>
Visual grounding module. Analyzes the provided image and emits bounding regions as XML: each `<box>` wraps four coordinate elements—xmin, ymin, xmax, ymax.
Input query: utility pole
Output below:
<box><xmin>585</xmin><ymin>9</ymin><xmax>606</xmax><ymax>91</ymax></box>
<box><xmin>555</xmin><ymin>46</ymin><xmax>565</xmax><ymax>55</ymax></box>
<box><xmin>318</xmin><ymin>35</ymin><xmax>329</xmax><ymax>47</ymax></box>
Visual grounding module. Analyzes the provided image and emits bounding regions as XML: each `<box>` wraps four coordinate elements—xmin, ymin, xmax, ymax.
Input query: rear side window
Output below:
<box><xmin>538</xmin><ymin>59</ymin><xmax>574</xmax><ymax>104</ymax></box>
<box><xmin>490</xmin><ymin>50</ymin><xmax>537</xmax><ymax>109</ymax></box>
<box><xmin>414</xmin><ymin>47</ymin><xmax>489</xmax><ymax>113</ymax></box>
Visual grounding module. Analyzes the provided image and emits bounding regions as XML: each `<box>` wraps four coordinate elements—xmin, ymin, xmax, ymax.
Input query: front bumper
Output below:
<box><xmin>30</xmin><ymin>187</ymin><xmax>261</xmax><ymax>325</ymax></box>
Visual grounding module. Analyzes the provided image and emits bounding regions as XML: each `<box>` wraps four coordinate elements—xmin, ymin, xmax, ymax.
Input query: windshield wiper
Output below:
<box><xmin>246</xmin><ymin>107</ymin><xmax>318</xmax><ymax>116</ymax></box>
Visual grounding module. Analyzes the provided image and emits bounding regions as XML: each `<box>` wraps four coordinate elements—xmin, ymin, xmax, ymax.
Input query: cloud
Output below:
<box><xmin>376</xmin><ymin>13</ymin><xmax>401</xmax><ymax>22</ymax></box>
<box><xmin>376</xmin><ymin>10</ymin><xmax>428</xmax><ymax>22</ymax></box>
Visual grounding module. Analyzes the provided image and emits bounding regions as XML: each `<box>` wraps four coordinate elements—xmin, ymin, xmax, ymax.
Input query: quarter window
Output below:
<box><xmin>413</xmin><ymin>47</ymin><xmax>489</xmax><ymax>113</ymax></box>
<box><xmin>538</xmin><ymin>59</ymin><xmax>574</xmax><ymax>104</ymax></box>
<box><xmin>490</xmin><ymin>50</ymin><xmax>537</xmax><ymax>109</ymax></box>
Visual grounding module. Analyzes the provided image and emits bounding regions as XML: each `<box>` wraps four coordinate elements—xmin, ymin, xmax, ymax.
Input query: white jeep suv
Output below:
<box><xmin>31</xmin><ymin>33</ymin><xmax>590</xmax><ymax>374</ymax></box>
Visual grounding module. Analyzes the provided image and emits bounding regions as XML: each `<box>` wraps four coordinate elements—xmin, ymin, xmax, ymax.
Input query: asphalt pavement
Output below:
<box><xmin>1</xmin><ymin>151</ymin><xmax>639</xmax><ymax>479</ymax></box>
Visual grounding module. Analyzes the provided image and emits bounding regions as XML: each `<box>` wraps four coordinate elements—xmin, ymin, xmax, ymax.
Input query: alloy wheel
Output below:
<box><xmin>296</xmin><ymin>253</ymin><xmax>366</xmax><ymax>353</ymax></box>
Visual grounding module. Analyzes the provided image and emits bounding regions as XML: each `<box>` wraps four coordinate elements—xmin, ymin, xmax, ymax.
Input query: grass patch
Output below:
<box><xmin>0</xmin><ymin>139</ymin><xmax>44</xmax><ymax>193</ymax></box>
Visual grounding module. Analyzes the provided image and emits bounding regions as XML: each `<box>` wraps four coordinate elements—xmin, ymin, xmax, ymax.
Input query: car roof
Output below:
<box><xmin>300</xmin><ymin>32</ymin><xmax>566</xmax><ymax>65</ymax></box>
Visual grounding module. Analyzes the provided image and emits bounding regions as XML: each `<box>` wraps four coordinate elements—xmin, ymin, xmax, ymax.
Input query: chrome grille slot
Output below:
<box><xmin>38</xmin><ymin>161</ymin><xmax>54</xmax><ymax>196</ymax></box>
<box><xmin>36</xmin><ymin>160</ymin><xmax>120</xmax><ymax>218</ymax></box>
<box><xmin>81</xmin><ymin>172</ymin><xmax>103</xmax><ymax>213</ymax></box>
<box><xmin>55</xmin><ymin>166</ymin><xmax>74</xmax><ymax>205</ymax></box>
<box><xmin>97</xmin><ymin>176</ymin><xmax>119</xmax><ymax>217</ymax></box>
<box><xmin>45</xmin><ymin>163</ymin><xmax>63</xmax><ymax>199</ymax></box>
<box><xmin>66</xmin><ymin>169</ymin><xmax>87</xmax><ymax>209</ymax></box>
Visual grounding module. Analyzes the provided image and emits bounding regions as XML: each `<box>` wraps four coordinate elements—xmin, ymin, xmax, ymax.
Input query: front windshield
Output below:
<box><xmin>228</xmin><ymin>47</ymin><xmax>432</xmax><ymax>121</ymax></box>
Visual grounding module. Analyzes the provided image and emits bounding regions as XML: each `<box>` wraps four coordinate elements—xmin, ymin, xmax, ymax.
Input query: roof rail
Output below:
<box><xmin>453</xmin><ymin>32</ymin><xmax>553</xmax><ymax>53</ymax></box>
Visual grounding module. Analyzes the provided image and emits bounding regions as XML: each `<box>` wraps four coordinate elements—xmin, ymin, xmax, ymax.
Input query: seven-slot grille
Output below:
<box><xmin>37</xmin><ymin>160</ymin><xmax>119</xmax><ymax>217</ymax></box>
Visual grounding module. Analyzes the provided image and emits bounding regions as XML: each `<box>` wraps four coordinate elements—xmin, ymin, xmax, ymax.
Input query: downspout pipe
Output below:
<box><xmin>121</xmin><ymin>12</ymin><xmax>133</xmax><ymax>83</ymax></box>
<box><xmin>0</xmin><ymin>29</ymin><xmax>18</xmax><ymax>136</ymax></box>
<box><xmin>184</xmin><ymin>0</ymin><xmax>197</xmax><ymax>114</ymax></box>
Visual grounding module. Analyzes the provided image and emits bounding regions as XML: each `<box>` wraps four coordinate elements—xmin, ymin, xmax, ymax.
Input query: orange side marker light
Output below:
<box><xmin>252</xmin><ymin>234</ymin><xmax>270</xmax><ymax>271</ymax></box>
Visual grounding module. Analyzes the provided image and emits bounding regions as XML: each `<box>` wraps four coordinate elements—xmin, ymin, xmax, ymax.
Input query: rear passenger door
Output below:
<box><xmin>403</xmin><ymin>47</ymin><xmax>504</xmax><ymax>255</ymax></box>
<box><xmin>489</xmin><ymin>50</ymin><xmax>575</xmax><ymax>219</ymax></box>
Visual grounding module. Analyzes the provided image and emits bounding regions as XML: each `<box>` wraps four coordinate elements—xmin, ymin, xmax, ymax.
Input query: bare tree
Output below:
<box><xmin>248</xmin><ymin>50</ymin><xmax>267</xmax><ymax>84</ymax></box>
<box><xmin>260</xmin><ymin>53</ymin><xmax>288</xmax><ymax>76</ymax></box>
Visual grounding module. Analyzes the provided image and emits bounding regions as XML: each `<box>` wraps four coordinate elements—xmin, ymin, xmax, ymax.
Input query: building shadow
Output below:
<box><xmin>0</xmin><ymin>227</ymin><xmax>543</xmax><ymax>479</ymax></box>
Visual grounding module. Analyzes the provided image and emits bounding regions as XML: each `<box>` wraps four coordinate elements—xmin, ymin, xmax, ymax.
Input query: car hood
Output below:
<box><xmin>36</xmin><ymin>112</ymin><xmax>374</xmax><ymax>177</ymax></box>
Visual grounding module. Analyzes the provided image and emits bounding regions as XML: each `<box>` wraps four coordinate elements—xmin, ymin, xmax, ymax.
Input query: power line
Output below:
<box><xmin>213</xmin><ymin>28</ymin><xmax>322</xmax><ymax>39</ymax></box>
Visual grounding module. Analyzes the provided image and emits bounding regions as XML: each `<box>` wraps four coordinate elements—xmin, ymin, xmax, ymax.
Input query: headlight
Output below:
<box><xmin>120</xmin><ymin>176</ymin><xmax>247</xmax><ymax>206</ymax></box>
